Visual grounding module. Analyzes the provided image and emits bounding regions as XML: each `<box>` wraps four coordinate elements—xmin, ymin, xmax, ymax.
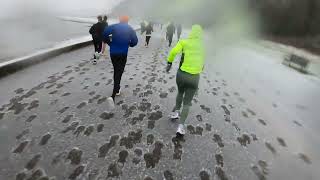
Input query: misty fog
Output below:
<box><xmin>112</xmin><ymin>0</ymin><xmax>259</xmax><ymax>59</ymax></box>
<box><xmin>0</xmin><ymin>0</ymin><xmax>123</xmax><ymax>18</ymax></box>
<box><xmin>0</xmin><ymin>0</ymin><xmax>259</xmax><ymax>62</ymax></box>
<box><xmin>1</xmin><ymin>1</ymin><xmax>320</xmax><ymax>179</ymax></box>
<box><xmin>0</xmin><ymin>0</ymin><xmax>123</xmax><ymax>61</ymax></box>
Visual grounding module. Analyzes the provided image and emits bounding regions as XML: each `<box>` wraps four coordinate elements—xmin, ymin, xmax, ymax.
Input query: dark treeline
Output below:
<box><xmin>112</xmin><ymin>0</ymin><xmax>320</xmax><ymax>37</ymax></box>
<box><xmin>251</xmin><ymin>0</ymin><xmax>320</xmax><ymax>36</ymax></box>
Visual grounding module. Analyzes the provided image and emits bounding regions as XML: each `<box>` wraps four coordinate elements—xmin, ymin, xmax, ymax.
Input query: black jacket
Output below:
<box><xmin>101</xmin><ymin>21</ymin><xmax>108</xmax><ymax>29</ymax></box>
<box><xmin>89</xmin><ymin>22</ymin><xmax>105</xmax><ymax>40</ymax></box>
<box><xmin>145</xmin><ymin>24</ymin><xmax>153</xmax><ymax>35</ymax></box>
<box><xmin>167</xmin><ymin>24</ymin><xmax>176</xmax><ymax>35</ymax></box>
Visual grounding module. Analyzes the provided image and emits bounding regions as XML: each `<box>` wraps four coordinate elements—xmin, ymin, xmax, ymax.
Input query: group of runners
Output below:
<box><xmin>89</xmin><ymin>15</ymin><xmax>205</xmax><ymax>136</ymax></box>
<box><xmin>140</xmin><ymin>21</ymin><xmax>182</xmax><ymax>47</ymax></box>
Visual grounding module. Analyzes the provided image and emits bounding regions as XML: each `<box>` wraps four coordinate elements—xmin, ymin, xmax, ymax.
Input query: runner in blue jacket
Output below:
<box><xmin>103</xmin><ymin>15</ymin><xmax>138</xmax><ymax>109</ymax></box>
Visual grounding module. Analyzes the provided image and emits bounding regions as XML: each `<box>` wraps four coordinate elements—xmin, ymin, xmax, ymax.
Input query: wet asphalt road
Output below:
<box><xmin>0</xmin><ymin>31</ymin><xmax>319</xmax><ymax>180</ymax></box>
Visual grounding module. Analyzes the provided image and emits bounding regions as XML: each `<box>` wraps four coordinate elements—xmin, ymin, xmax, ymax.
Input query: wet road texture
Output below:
<box><xmin>0</xmin><ymin>31</ymin><xmax>319</xmax><ymax>180</ymax></box>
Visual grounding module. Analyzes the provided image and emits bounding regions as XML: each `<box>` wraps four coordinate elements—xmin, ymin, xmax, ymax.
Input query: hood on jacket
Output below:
<box><xmin>189</xmin><ymin>24</ymin><xmax>203</xmax><ymax>39</ymax></box>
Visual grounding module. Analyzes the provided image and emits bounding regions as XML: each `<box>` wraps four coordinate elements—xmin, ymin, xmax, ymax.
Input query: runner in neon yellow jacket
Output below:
<box><xmin>167</xmin><ymin>24</ymin><xmax>205</xmax><ymax>74</ymax></box>
<box><xmin>166</xmin><ymin>24</ymin><xmax>205</xmax><ymax>136</ymax></box>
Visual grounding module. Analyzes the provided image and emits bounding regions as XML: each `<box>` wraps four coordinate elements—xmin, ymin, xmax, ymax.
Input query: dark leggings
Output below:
<box><xmin>177</xmin><ymin>33</ymin><xmax>181</xmax><ymax>40</ymax></box>
<box><xmin>93</xmin><ymin>38</ymin><xmax>102</xmax><ymax>53</ymax></box>
<box><xmin>110</xmin><ymin>54</ymin><xmax>127</xmax><ymax>99</ymax></box>
<box><xmin>167</xmin><ymin>34</ymin><xmax>173</xmax><ymax>47</ymax></box>
<box><xmin>146</xmin><ymin>36</ymin><xmax>151</xmax><ymax>45</ymax></box>
<box><xmin>173</xmin><ymin>69</ymin><xmax>200</xmax><ymax>124</ymax></box>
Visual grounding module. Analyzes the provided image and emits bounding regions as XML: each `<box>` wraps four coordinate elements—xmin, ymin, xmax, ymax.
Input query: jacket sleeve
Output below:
<box><xmin>89</xmin><ymin>24</ymin><xmax>95</xmax><ymax>34</ymax></box>
<box><xmin>129</xmin><ymin>28</ymin><xmax>138</xmax><ymax>47</ymax></box>
<box><xmin>168</xmin><ymin>40</ymin><xmax>183</xmax><ymax>63</ymax></box>
<box><xmin>103</xmin><ymin>25</ymin><xmax>113</xmax><ymax>44</ymax></box>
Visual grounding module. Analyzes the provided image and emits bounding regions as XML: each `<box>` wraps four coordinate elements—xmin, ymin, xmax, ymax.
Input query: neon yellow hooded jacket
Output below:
<box><xmin>167</xmin><ymin>25</ymin><xmax>205</xmax><ymax>75</ymax></box>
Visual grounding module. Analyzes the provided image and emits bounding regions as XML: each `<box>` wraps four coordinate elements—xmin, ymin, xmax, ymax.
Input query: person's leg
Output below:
<box><xmin>111</xmin><ymin>55</ymin><xmax>121</xmax><ymax>99</ymax></box>
<box><xmin>175</xmin><ymin>71</ymin><xmax>199</xmax><ymax>135</ymax></box>
<box><xmin>179</xmin><ymin>89</ymin><xmax>195</xmax><ymax>125</ymax></box>
<box><xmin>93</xmin><ymin>39</ymin><xmax>98</xmax><ymax>58</ymax></box>
<box><xmin>146</xmin><ymin>36</ymin><xmax>151</xmax><ymax>46</ymax></box>
<box><xmin>179</xmin><ymin>73</ymin><xmax>200</xmax><ymax>125</ymax></box>
<box><xmin>173</xmin><ymin>87</ymin><xmax>184</xmax><ymax>111</ymax></box>
<box><xmin>169</xmin><ymin>35</ymin><xmax>173</xmax><ymax>47</ymax></box>
<box><xmin>107</xmin><ymin>55</ymin><xmax>122</xmax><ymax>109</ymax></box>
<box><xmin>93</xmin><ymin>41</ymin><xmax>97</xmax><ymax>52</ymax></box>
<box><xmin>101</xmin><ymin>42</ymin><xmax>105</xmax><ymax>54</ymax></box>
<box><xmin>97</xmin><ymin>40</ymin><xmax>102</xmax><ymax>53</ymax></box>
<box><xmin>173</xmin><ymin>70</ymin><xmax>185</xmax><ymax>111</ymax></box>
<box><xmin>118</xmin><ymin>54</ymin><xmax>127</xmax><ymax>84</ymax></box>
<box><xmin>111</xmin><ymin>55</ymin><xmax>127</xmax><ymax>99</ymax></box>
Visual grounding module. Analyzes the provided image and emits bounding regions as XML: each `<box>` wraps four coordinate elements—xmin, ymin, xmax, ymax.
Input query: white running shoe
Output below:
<box><xmin>116</xmin><ymin>88</ymin><xmax>121</xmax><ymax>96</ymax></box>
<box><xmin>92</xmin><ymin>60</ymin><xmax>97</xmax><ymax>65</ymax></box>
<box><xmin>176</xmin><ymin>124</ymin><xmax>186</xmax><ymax>136</ymax></box>
<box><xmin>169</xmin><ymin>111</ymin><xmax>180</xmax><ymax>119</ymax></box>
<box><xmin>94</xmin><ymin>52</ymin><xmax>100</xmax><ymax>60</ymax></box>
<box><xmin>107</xmin><ymin>97</ymin><xmax>115</xmax><ymax>110</ymax></box>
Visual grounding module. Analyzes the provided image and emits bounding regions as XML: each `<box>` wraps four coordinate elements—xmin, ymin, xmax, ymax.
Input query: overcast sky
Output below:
<box><xmin>0</xmin><ymin>0</ymin><xmax>124</xmax><ymax>18</ymax></box>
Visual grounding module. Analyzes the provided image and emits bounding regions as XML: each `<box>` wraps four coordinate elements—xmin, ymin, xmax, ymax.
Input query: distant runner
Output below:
<box><xmin>89</xmin><ymin>15</ymin><xmax>104</xmax><ymax>64</ymax></box>
<box><xmin>177</xmin><ymin>24</ymin><xmax>182</xmax><ymax>40</ymax></box>
<box><xmin>144</xmin><ymin>22</ymin><xmax>153</xmax><ymax>47</ymax></box>
<box><xmin>166</xmin><ymin>22</ymin><xmax>176</xmax><ymax>47</ymax></box>
<box><xmin>101</xmin><ymin>15</ymin><xmax>109</xmax><ymax>55</ymax></box>
<box><xmin>166</xmin><ymin>25</ymin><xmax>205</xmax><ymax>136</ymax></box>
<box><xmin>140</xmin><ymin>21</ymin><xmax>146</xmax><ymax>34</ymax></box>
<box><xmin>103</xmin><ymin>15</ymin><xmax>138</xmax><ymax>109</ymax></box>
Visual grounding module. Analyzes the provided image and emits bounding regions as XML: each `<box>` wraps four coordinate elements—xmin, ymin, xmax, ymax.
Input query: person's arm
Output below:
<box><xmin>166</xmin><ymin>40</ymin><xmax>183</xmax><ymax>72</ymax></box>
<box><xmin>101</xmin><ymin>42</ymin><xmax>106</xmax><ymax>54</ymax></box>
<box><xmin>103</xmin><ymin>25</ymin><xmax>113</xmax><ymax>45</ymax></box>
<box><xmin>89</xmin><ymin>24</ymin><xmax>95</xmax><ymax>34</ymax></box>
<box><xmin>168</xmin><ymin>41</ymin><xmax>183</xmax><ymax>63</ymax></box>
<box><xmin>129</xmin><ymin>28</ymin><xmax>138</xmax><ymax>47</ymax></box>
